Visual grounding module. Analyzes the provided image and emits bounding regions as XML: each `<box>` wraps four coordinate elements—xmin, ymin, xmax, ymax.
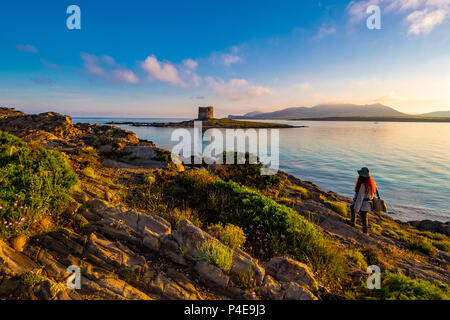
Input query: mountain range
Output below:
<box><xmin>228</xmin><ymin>103</ymin><xmax>450</xmax><ymax>120</ymax></box>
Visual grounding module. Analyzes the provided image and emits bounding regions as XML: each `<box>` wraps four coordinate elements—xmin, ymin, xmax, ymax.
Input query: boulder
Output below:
<box><xmin>122</xmin><ymin>145</ymin><xmax>157</xmax><ymax>160</ymax></box>
<box><xmin>148</xmin><ymin>273</ymin><xmax>202</xmax><ymax>300</ymax></box>
<box><xmin>231</xmin><ymin>249</ymin><xmax>265</xmax><ymax>286</ymax></box>
<box><xmin>172</xmin><ymin>219</ymin><xmax>214</xmax><ymax>260</ymax></box>
<box><xmin>258</xmin><ymin>275</ymin><xmax>283</xmax><ymax>300</ymax></box>
<box><xmin>195</xmin><ymin>261</ymin><xmax>230</xmax><ymax>289</ymax></box>
<box><xmin>0</xmin><ymin>240</ymin><xmax>38</xmax><ymax>276</ymax></box>
<box><xmin>86</xmin><ymin>199</ymin><xmax>171</xmax><ymax>251</ymax></box>
<box><xmin>86</xmin><ymin>233</ymin><xmax>146</xmax><ymax>271</ymax></box>
<box><xmin>282</xmin><ymin>282</ymin><xmax>318</xmax><ymax>300</ymax></box>
<box><xmin>264</xmin><ymin>256</ymin><xmax>317</xmax><ymax>290</ymax></box>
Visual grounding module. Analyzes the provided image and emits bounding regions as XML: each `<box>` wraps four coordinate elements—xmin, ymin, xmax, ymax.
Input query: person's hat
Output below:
<box><xmin>358</xmin><ymin>167</ymin><xmax>371</xmax><ymax>178</ymax></box>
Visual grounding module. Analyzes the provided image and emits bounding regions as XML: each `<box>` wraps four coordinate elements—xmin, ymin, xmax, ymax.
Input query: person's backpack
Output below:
<box><xmin>372</xmin><ymin>189</ymin><xmax>388</xmax><ymax>213</ymax></box>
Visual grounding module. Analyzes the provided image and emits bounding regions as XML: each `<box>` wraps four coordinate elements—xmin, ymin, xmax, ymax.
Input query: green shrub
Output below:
<box><xmin>121</xmin><ymin>268</ymin><xmax>139</xmax><ymax>283</ymax></box>
<box><xmin>358</xmin><ymin>272</ymin><xmax>449</xmax><ymax>300</ymax></box>
<box><xmin>194</xmin><ymin>239</ymin><xmax>233</xmax><ymax>272</ymax></box>
<box><xmin>143</xmin><ymin>173</ymin><xmax>156</xmax><ymax>185</ymax></box>
<box><xmin>163</xmin><ymin>171</ymin><xmax>348</xmax><ymax>287</ymax></box>
<box><xmin>409</xmin><ymin>237</ymin><xmax>437</xmax><ymax>257</ymax></box>
<box><xmin>156</xmin><ymin>148</ymin><xmax>171</xmax><ymax>163</ymax></box>
<box><xmin>236</xmin><ymin>269</ymin><xmax>256</xmax><ymax>290</ymax></box>
<box><xmin>0</xmin><ymin>132</ymin><xmax>78</xmax><ymax>239</ymax></box>
<box><xmin>214</xmin><ymin>152</ymin><xmax>281</xmax><ymax>190</ymax></box>
<box><xmin>81</xmin><ymin>167</ymin><xmax>100</xmax><ymax>180</ymax></box>
<box><xmin>166</xmin><ymin>207</ymin><xmax>202</xmax><ymax>229</ymax></box>
<box><xmin>433</xmin><ymin>239</ymin><xmax>450</xmax><ymax>252</ymax></box>
<box><xmin>362</xmin><ymin>247</ymin><xmax>382</xmax><ymax>266</ymax></box>
<box><xmin>290</xmin><ymin>185</ymin><xmax>313</xmax><ymax>200</ymax></box>
<box><xmin>20</xmin><ymin>271</ymin><xmax>42</xmax><ymax>287</ymax></box>
<box><xmin>208</xmin><ymin>223</ymin><xmax>246</xmax><ymax>249</ymax></box>
<box><xmin>211</xmin><ymin>180</ymin><xmax>347</xmax><ymax>286</ymax></box>
<box><xmin>345</xmin><ymin>248</ymin><xmax>368</xmax><ymax>271</ymax></box>
<box><xmin>320</xmin><ymin>195</ymin><xmax>347</xmax><ymax>217</ymax></box>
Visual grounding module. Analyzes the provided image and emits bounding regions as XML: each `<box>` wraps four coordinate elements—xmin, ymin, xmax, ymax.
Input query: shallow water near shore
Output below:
<box><xmin>74</xmin><ymin>117</ymin><xmax>450</xmax><ymax>223</ymax></box>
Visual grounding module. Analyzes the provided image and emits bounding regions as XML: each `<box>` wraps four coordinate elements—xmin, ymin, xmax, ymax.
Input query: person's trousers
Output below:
<box><xmin>350</xmin><ymin>205</ymin><xmax>368</xmax><ymax>234</ymax></box>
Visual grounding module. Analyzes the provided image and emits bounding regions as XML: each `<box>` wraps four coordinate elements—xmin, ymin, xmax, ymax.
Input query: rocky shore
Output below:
<box><xmin>0</xmin><ymin>107</ymin><xmax>448</xmax><ymax>300</ymax></box>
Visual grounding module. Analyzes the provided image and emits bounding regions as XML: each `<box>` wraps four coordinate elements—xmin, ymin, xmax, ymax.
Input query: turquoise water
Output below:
<box><xmin>73</xmin><ymin>117</ymin><xmax>450</xmax><ymax>222</ymax></box>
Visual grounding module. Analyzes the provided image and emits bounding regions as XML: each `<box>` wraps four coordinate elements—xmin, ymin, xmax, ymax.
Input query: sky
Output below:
<box><xmin>0</xmin><ymin>0</ymin><xmax>449</xmax><ymax>118</ymax></box>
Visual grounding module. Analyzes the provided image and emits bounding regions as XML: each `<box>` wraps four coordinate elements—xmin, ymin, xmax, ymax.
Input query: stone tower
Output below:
<box><xmin>198</xmin><ymin>106</ymin><xmax>214</xmax><ymax>120</ymax></box>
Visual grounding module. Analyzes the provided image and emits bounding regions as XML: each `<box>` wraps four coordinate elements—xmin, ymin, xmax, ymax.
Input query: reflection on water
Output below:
<box><xmin>73</xmin><ymin>118</ymin><xmax>450</xmax><ymax>222</ymax></box>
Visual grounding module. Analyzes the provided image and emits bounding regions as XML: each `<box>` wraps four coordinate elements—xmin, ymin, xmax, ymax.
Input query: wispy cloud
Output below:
<box><xmin>29</xmin><ymin>76</ymin><xmax>53</xmax><ymax>85</ymax></box>
<box><xmin>16</xmin><ymin>44</ymin><xmax>38</xmax><ymax>54</ymax></box>
<box><xmin>112</xmin><ymin>69</ymin><xmax>140</xmax><ymax>84</ymax></box>
<box><xmin>209</xmin><ymin>46</ymin><xmax>243</xmax><ymax>66</ymax></box>
<box><xmin>221</xmin><ymin>54</ymin><xmax>242</xmax><ymax>66</ymax></box>
<box><xmin>406</xmin><ymin>7</ymin><xmax>447</xmax><ymax>35</ymax></box>
<box><xmin>81</xmin><ymin>52</ymin><xmax>107</xmax><ymax>77</ymax></box>
<box><xmin>347</xmin><ymin>0</ymin><xmax>450</xmax><ymax>35</ymax></box>
<box><xmin>81</xmin><ymin>52</ymin><xmax>139</xmax><ymax>84</ymax></box>
<box><xmin>206</xmin><ymin>77</ymin><xmax>273</xmax><ymax>101</ymax></box>
<box><xmin>316</xmin><ymin>25</ymin><xmax>336</xmax><ymax>39</ymax></box>
<box><xmin>183</xmin><ymin>58</ymin><xmax>198</xmax><ymax>70</ymax></box>
<box><xmin>40</xmin><ymin>59</ymin><xmax>61</xmax><ymax>71</ymax></box>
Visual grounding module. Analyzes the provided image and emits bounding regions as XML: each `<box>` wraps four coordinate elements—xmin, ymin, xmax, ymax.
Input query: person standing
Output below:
<box><xmin>350</xmin><ymin>167</ymin><xmax>377</xmax><ymax>234</ymax></box>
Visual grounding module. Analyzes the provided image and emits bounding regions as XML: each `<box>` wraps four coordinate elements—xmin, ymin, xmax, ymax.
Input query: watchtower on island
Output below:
<box><xmin>198</xmin><ymin>106</ymin><xmax>214</xmax><ymax>120</ymax></box>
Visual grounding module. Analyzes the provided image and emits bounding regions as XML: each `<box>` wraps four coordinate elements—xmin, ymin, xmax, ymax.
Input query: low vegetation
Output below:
<box><xmin>0</xmin><ymin>131</ymin><xmax>78</xmax><ymax>239</ymax></box>
<box><xmin>355</xmin><ymin>272</ymin><xmax>449</xmax><ymax>300</ymax></box>
<box><xmin>163</xmin><ymin>170</ymin><xmax>348</xmax><ymax>288</ymax></box>
<box><xmin>290</xmin><ymin>185</ymin><xmax>313</xmax><ymax>200</ymax></box>
<box><xmin>214</xmin><ymin>152</ymin><xmax>281</xmax><ymax>190</ymax></box>
<box><xmin>207</xmin><ymin>223</ymin><xmax>246</xmax><ymax>249</ymax></box>
<box><xmin>320</xmin><ymin>195</ymin><xmax>348</xmax><ymax>217</ymax></box>
<box><xmin>194</xmin><ymin>238</ymin><xmax>233</xmax><ymax>272</ymax></box>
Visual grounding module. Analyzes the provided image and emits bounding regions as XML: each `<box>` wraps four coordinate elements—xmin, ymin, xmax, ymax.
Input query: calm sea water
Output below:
<box><xmin>73</xmin><ymin>117</ymin><xmax>450</xmax><ymax>222</ymax></box>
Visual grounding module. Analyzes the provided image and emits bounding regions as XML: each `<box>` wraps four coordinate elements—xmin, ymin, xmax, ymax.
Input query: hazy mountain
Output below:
<box><xmin>228</xmin><ymin>103</ymin><xmax>407</xmax><ymax>119</ymax></box>
<box><xmin>419</xmin><ymin>111</ymin><xmax>450</xmax><ymax>117</ymax></box>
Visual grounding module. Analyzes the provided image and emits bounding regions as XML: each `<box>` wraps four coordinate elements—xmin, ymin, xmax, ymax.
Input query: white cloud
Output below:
<box><xmin>316</xmin><ymin>25</ymin><xmax>337</xmax><ymax>39</ymax></box>
<box><xmin>141</xmin><ymin>55</ymin><xmax>186</xmax><ymax>87</ymax></box>
<box><xmin>81</xmin><ymin>53</ymin><xmax>106</xmax><ymax>77</ymax></box>
<box><xmin>183</xmin><ymin>58</ymin><xmax>198</xmax><ymax>70</ymax></box>
<box><xmin>406</xmin><ymin>7</ymin><xmax>447</xmax><ymax>34</ymax></box>
<box><xmin>112</xmin><ymin>69</ymin><xmax>140</xmax><ymax>84</ymax></box>
<box><xmin>16</xmin><ymin>44</ymin><xmax>38</xmax><ymax>54</ymax></box>
<box><xmin>206</xmin><ymin>77</ymin><xmax>273</xmax><ymax>101</ymax></box>
<box><xmin>102</xmin><ymin>55</ymin><xmax>117</xmax><ymax>67</ymax></box>
<box><xmin>81</xmin><ymin>52</ymin><xmax>139</xmax><ymax>84</ymax></box>
<box><xmin>221</xmin><ymin>54</ymin><xmax>242</xmax><ymax>66</ymax></box>
<box><xmin>347</xmin><ymin>0</ymin><xmax>450</xmax><ymax>35</ymax></box>
<box><xmin>141</xmin><ymin>55</ymin><xmax>201</xmax><ymax>88</ymax></box>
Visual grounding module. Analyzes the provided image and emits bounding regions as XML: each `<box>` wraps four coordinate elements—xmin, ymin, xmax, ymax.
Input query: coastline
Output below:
<box><xmin>0</xmin><ymin>108</ymin><xmax>449</xmax><ymax>301</ymax></box>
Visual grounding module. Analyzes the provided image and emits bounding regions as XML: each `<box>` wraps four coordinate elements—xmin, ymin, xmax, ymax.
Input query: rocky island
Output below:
<box><xmin>107</xmin><ymin>106</ymin><xmax>298</xmax><ymax>129</ymax></box>
<box><xmin>0</xmin><ymin>107</ymin><xmax>448</xmax><ymax>300</ymax></box>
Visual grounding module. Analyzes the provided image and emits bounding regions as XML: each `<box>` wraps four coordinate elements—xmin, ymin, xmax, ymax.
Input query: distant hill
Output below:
<box><xmin>228</xmin><ymin>103</ymin><xmax>407</xmax><ymax>119</ymax></box>
<box><xmin>419</xmin><ymin>111</ymin><xmax>450</xmax><ymax>117</ymax></box>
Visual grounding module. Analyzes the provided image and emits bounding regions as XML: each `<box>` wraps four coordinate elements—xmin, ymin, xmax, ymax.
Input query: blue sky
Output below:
<box><xmin>0</xmin><ymin>0</ymin><xmax>449</xmax><ymax>117</ymax></box>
